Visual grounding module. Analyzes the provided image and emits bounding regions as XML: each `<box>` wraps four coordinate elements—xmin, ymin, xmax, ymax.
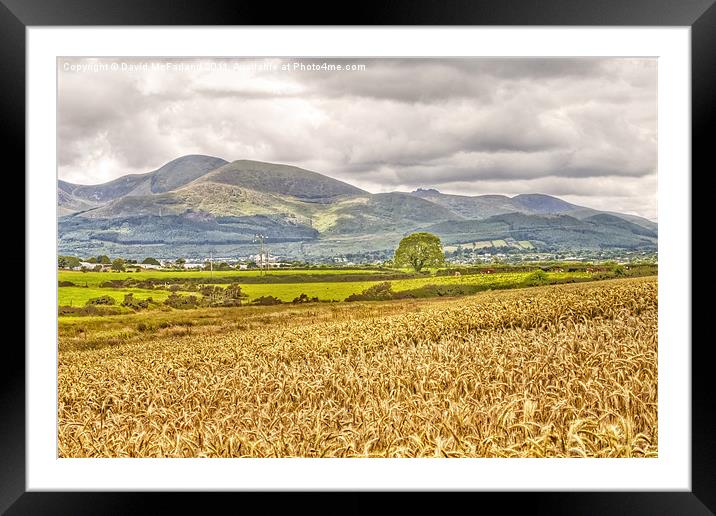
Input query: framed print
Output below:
<box><xmin>6</xmin><ymin>0</ymin><xmax>713</xmax><ymax>513</ymax></box>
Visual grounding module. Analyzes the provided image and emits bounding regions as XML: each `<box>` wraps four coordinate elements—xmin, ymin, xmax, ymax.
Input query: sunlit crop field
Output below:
<box><xmin>58</xmin><ymin>276</ymin><xmax>657</xmax><ymax>458</ymax></box>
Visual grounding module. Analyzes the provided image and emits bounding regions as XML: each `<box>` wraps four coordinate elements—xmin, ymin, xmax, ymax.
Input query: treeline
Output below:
<box><xmin>59</xmin><ymin>254</ymin><xmax>156</xmax><ymax>271</ymax></box>
<box><xmin>342</xmin><ymin>275</ymin><xmax>560</xmax><ymax>303</ymax></box>
<box><xmin>434</xmin><ymin>262</ymin><xmax>657</xmax><ymax>276</ymax></box>
<box><xmin>58</xmin><ymin>283</ymin><xmax>326</xmax><ymax>317</ymax></box>
<box><xmin>344</xmin><ymin>267</ymin><xmax>656</xmax><ymax>303</ymax></box>
<box><xmin>95</xmin><ymin>272</ymin><xmax>416</xmax><ymax>290</ymax></box>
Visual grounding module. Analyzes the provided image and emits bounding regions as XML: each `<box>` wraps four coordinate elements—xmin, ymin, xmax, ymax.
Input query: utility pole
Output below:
<box><xmin>210</xmin><ymin>250</ymin><xmax>213</xmax><ymax>279</ymax></box>
<box><xmin>255</xmin><ymin>234</ymin><xmax>266</xmax><ymax>276</ymax></box>
<box><xmin>262</xmin><ymin>241</ymin><xmax>267</xmax><ymax>276</ymax></box>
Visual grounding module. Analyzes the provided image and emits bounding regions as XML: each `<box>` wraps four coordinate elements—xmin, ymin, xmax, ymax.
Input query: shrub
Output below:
<box><xmin>345</xmin><ymin>282</ymin><xmax>394</xmax><ymax>302</ymax></box>
<box><xmin>525</xmin><ymin>270</ymin><xmax>549</xmax><ymax>286</ymax></box>
<box><xmin>122</xmin><ymin>293</ymin><xmax>150</xmax><ymax>310</ymax></box>
<box><xmin>217</xmin><ymin>299</ymin><xmax>243</xmax><ymax>307</ymax></box>
<box><xmin>592</xmin><ymin>272</ymin><xmax>616</xmax><ymax>280</ymax></box>
<box><xmin>164</xmin><ymin>293</ymin><xmax>199</xmax><ymax>309</ymax></box>
<box><xmin>100</xmin><ymin>280</ymin><xmax>130</xmax><ymax>288</ymax></box>
<box><xmin>252</xmin><ymin>295</ymin><xmax>283</xmax><ymax>306</ymax></box>
<box><xmin>85</xmin><ymin>295</ymin><xmax>116</xmax><ymax>306</ymax></box>
<box><xmin>292</xmin><ymin>293</ymin><xmax>320</xmax><ymax>304</ymax></box>
<box><xmin>58</xmin><ymin>305</ymin><xmax>123</xmax><ymax>317</ymax></box>
<box><xmin>197</xmin><ymin>284</ymin><xmax>244</xmax><ymax>307</ymax></box>
<box><xmin>58</xmin><ymin>281</ymin><xmax>76</xmax><ymax>287</ymax></box>
<box><xmin>225</xmin><ymin>283</ymin><xmax>244</xmax><ymax>300</ymax></box>
<box><xmin>395</xmin><ymin>284</ymin><xmax>480</xmax><ymax>299</ymax></box>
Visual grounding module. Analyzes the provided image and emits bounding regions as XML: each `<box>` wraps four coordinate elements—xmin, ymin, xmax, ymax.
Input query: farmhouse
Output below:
<box><xmin>135</xmin><ymin>263</ymin><xmax>162</xmax><ymax>270</ymax></box>
<box><xmin>72</xmin><ymin>261</ymin><xmax>109</xmax><ymax>271</ymax></box>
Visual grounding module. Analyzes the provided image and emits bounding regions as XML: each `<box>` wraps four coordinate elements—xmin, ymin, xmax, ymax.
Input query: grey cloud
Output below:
<box><xmin>57</xmin><ymin>57</ymin><xmax>657</xmax><ymax>218</ymax></box>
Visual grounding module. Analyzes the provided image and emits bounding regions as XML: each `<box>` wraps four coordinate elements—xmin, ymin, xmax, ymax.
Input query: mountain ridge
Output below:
<box><xmin>58</xmin><ymin>155</ymin><xmax>657</xmax><ymax>259</ymax></box>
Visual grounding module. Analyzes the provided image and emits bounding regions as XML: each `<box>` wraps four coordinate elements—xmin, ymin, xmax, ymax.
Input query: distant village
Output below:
<box><xmin>62</xmin><ymin>251</ymin><xmax>292</xmax><ymax>272</ymax></box>
<box><xmin>60</xmin><ymin>246</ymin><xmax>658</xmax><ymax>272</ymax></box>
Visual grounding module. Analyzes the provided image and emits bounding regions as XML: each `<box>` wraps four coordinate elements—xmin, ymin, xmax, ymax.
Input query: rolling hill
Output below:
<box><xmin>411</xmin><ymin>189</ymin><xmax>657</xmax><ymax>231</ymax></box>
<box><xmin>58</xmin><ymin>155</ymin><xmax>228</xmax><ymax>209</ymax></box>
<box><xmin>425</xmin><ymin>212</ymin><xmax>657</xmax><ymax>250</ymax></box>
<box><xmin>57</xmin><ymin>155</ymin><xmax>657</xmax><ymax>259</ymax></box>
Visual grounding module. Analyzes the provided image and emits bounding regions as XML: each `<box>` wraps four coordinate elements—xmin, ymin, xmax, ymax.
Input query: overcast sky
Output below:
<box><xmin>58</xmin><ymin>57</ymin><xmax>657</xmax><ymax>220</ymax></box>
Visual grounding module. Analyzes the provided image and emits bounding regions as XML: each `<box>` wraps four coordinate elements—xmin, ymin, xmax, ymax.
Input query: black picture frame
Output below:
<box><xmin>5</xmin><ymin>1</ymin><xmax>712</xmax><ymax>513</ymax></box>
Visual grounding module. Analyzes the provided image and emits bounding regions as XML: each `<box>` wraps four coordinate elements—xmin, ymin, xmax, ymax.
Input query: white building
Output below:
<box><xmin>72</xmin><ymin>261</ymin><xmax>102</xmax><ymax>270</ymax></box>
<box><xmin>135</xmin><ymin>263</ymin><xmax>162</xmax><ymax>270</ymax></box>
<box><xmin>249</xmin><ymin>253</ymin><xmax>278</xmax><ymax>264</ymax></box>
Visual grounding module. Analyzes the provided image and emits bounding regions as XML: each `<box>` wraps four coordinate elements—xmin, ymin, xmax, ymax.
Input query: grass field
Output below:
<box><xmin>59</xmin><ymin>270</ymin><xmax>594</xmax><ymax>306</ymax></box>
<box><xmin>227</xmin><ymin>271</ymin><xmax>591</xmax><ymax>301</ymax></box>
<box><xmin>58</xmin><ymin>286</ymin><xmax>173</xmax><ymax>306</ymax></box>
<box><xmin>58</xmin><ymin>268</ymin><xmax>390</xmax><ymax>287</ymax></box>
<box><xmin>58</xmin><ymin>276</ymin><xmax>657</xmax><ymax>458</ymax></box>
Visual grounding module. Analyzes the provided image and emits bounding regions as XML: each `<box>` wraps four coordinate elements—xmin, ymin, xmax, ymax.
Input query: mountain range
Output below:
<box><xmin>58</xmin><ymin>155</ymin><xmax>657</xmax><ymax>260</ymax></box>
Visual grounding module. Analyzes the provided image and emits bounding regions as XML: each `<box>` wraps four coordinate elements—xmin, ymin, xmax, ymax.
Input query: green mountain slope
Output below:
<box><xmin>58</xmin><ymin>155</ymin><xmax>227</xmax><ymax>213</ymax></box>
<box><xmin>58</xmin><ymin>156</ymin><xmax>658</xmax><ymax>258</ymax></box>
<box><xmin>196</xmin><ymin>160</ymin><xmax>366</xmax><ymax>201</ymax></box>
<box><xmin>411</xmin><ymin>188</ymin><xmax>656</xmax><ymax>231</ymax></box>
<box><xmin>426</xmin><ymin>212</ymin><xmax>657</xmax><ymax>251</ymax></box>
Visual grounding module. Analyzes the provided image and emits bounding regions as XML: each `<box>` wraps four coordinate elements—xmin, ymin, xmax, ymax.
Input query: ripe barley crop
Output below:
<box><xmin>58</xmin><ymin>277</ymin><xmax>657</xmax><ymax>458</ymax></box>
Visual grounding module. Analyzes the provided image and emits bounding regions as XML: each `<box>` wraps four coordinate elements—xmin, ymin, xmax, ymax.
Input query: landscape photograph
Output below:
<box><xmin>57</xmin><ymin>57</ymin><xmax>658</xmax><ymax>458</ymax></box>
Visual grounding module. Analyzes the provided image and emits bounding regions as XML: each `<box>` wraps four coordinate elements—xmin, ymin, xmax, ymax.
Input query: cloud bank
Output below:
<box><xmin>58</xmin><ymin>57</ymin><xmax>657</xmax><ymax>219</ymax></box>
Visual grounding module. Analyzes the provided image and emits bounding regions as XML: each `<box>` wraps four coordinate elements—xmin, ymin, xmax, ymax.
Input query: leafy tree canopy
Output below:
<box><xmin>58</xmin><ymin>255</ymin><xmax>81</xmax><ymax>269</ymax></box>
<box><xmin>393</xmin><ymin>232</ymin><xmax>445</xmax><ymax>272</ymax></box>
<box><xmin>142</xmin><ymin>257</ymin><xmax>161</xmax><ymax>265</ymax></box>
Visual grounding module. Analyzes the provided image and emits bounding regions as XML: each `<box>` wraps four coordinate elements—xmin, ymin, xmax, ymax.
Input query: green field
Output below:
<box><xmin>58</xmin><ymin>286</ymin><xmax>173</xmax><ymax>306</ymax></box>
<box><xmin>59</xmin><ymin>270</ymin><xmax>594</xmax><ymax>307</ymax></box>
<box><xmin>225</xmin><ymin>271</ymin><xmax>590</xmax><ymax>301</ymax></box>
<box><xmin>58</xmin><ymin>268</ymin><xmax>389</xmax><ymax>287</ymax></box>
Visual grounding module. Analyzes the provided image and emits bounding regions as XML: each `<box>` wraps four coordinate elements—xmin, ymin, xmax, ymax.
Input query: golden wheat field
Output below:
<box><xmin>58</xmin><ymin>276</ymin><xmax>658</xmax><ymax>458</ymax></box>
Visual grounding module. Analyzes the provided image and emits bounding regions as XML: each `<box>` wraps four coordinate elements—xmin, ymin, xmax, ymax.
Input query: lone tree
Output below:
<box><xmin>393</xmin><ymin>232</ymin><xmax>445</xmax><ymax>272</ymax></box>
<box><xmin>111</xmin><ymin>258</ymin><xmax>125</xmax><ymax>272</ymax></box>
<box><xmin>58</xmin><ymin>255</ymin><xmax>80</xmax><ymax>269</ymax></box>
